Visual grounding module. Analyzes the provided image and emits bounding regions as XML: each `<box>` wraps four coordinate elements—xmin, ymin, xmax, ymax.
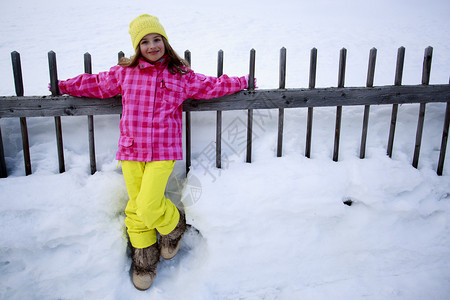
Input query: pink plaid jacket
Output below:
<box><xmin>59</xmin><ymin>59</ymin><xmax>248</xmax><ymax>162</ymax></box>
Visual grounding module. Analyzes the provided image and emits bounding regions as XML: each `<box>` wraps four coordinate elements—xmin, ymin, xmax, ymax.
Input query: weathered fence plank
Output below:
<box><xmin>216</xmin><ymin>50</ymin><xmax>224</xmax><ymax>169</ymax></box>
<box><xmin>118</xmin><ymin>51</ymin><xmax>124</xmax><ymax>62</ymax></box>
<box><xmin>0</xmin><ymin>96</ymin><xmax>122</xmax><ymax>117</ymax></box>
<box><xmin>305</xmin><ymin>48</ymin><xmax>317</xmax><ymax>158</ymax></box>
<box><xmin>48</xmin><ymin>51</ymin><xmax>65</xmax><ymax>173</ymax></box>
<box><xmin>12</xmin><ymin>51</ymin><xmax>32</xmax><ymax>175</ymax></box>
<box><xmin>11</xmin><ymin>51</ymin><xmax>24</xmax><ymax>97</ymax></box>
<box><xmin>0</xmin><ymin>124</ymin><xmax>6</xmax><ymax>178</ymax></box>
<box><xmin>333</xmin><ymin>48</ymin><xmax>347</xmax><ymax>162</ymax></box>
<box><xmin>19</xmin><ymin>117</ymin><xmax>31</xmax><ymax>174</ymax></box>
<box><xmin>84</xmin><ymin>52</ymin><xmax>97</xmax><ymax>175</ymax></box>
<box><xmin>277</xmin><ymin>47</ymin><xmax>286</xmax><ymax>157</ymax></box>
<box><xmin>387</xmin><ymin>46</ymin><xmax>405</xmax><ymax>158</ymax></box>
<box><xmin>413</xmin><ymin>46</ymin><xmax>433</xmax><ymax>169</ymax></box>
<box><xmin>247</xmin><ymin>49</ymin><xmax>256</xmax><ymax>163</ymax></box>
<box><xmin>118</xmin><ymin>51</ymin><xmax>125</xmax><ymax>120</ymax></box>
<box><xmin>184</xmin><ymin>85</ymin><xmax>449</xmax><ymax>111</ymax></box>
<box><xmin>1</xmin><ymin>85</ymin><xmax>449</xmax><ymax>118</ymax></box>
<box><xmin>184</xmin><ymin>50</ymin><xmax>192</xmax><ymax>175</ymax></box>
<box><xmin>360</xmin><ymin>48</ymin><xmax>377</xmax><ymax>159</ymax></box>
<box><xmin>437</xmin><ymin>100</ymin><xmax>450</xmax><ymax>176</ymax></box>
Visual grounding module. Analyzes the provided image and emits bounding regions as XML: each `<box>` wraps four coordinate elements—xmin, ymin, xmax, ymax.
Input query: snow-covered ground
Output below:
<box><xmin>1</xmin><ymin>0</ymin><xmax>450</xmax><ymax>299</ymax></box>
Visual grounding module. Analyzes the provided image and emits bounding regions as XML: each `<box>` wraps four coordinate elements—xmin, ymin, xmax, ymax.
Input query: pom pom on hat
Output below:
<box><xmin>129</xmin><ymin>14</ymin><xmax>168</xmax><ymax>50</ymax></box>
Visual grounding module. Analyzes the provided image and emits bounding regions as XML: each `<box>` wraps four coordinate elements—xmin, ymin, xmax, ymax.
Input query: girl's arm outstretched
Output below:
<box><xmin>186</xmin><ymin>72</ymin><xmax>249</xmax><ymax>100</ymax></box>
<box><xmin>58</xmin><ymin>66</ymin><xmax>121</xmax><ymax>99</ymax></box>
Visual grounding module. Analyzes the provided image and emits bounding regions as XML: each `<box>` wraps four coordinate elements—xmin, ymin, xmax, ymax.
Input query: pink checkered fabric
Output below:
<box><xmin>59</xmin><ymin>59</ymin><xmax>248</xmax><ymax>162</ymax></box>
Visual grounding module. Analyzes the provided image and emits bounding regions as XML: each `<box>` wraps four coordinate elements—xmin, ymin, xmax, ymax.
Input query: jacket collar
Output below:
<box><xmin>138</xmin><ymin>55</ymin><xmax>169</xmax><ymax>70</ymax></box>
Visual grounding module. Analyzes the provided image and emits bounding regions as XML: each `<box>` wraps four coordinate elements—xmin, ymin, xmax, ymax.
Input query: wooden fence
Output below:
<box><xmin>0</xmin><ymin>47</ymin><xmax>449</xmax><ymax>178</ymax></box>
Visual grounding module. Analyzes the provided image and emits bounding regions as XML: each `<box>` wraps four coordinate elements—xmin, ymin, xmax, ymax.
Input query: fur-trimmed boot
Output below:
<box><xmin>131</xmin><ymin>243</ymin><xmax>160</xmax><ymax>291</ymax></box>
<box><xmin>160</xmin><ymin>210</ymin><xmax>187</xmax><ymax>259</ymax></box>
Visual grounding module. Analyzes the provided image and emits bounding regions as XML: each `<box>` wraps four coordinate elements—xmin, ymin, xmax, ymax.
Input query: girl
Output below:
<box><xmin>56</xmin><ymin>14</ymin><xmax>251</xmax><ymax>290</ymax></box>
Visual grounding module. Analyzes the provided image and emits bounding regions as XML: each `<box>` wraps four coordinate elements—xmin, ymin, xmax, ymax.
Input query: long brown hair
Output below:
<box><xmin>118</xmin><ymin>36</ymin><xmax>190</xmax><ymax>75</ymax></box>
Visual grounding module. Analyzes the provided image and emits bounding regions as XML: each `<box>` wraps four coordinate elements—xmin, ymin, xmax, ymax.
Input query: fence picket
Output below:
<box><xmin>118</xmin><ymin>51</ymin><xmax>124</xmax><ymax>62</ymax></box>
<box><xmin>84</xmin><ymin>52</ymin><xmax>97</xmax><ymax>175</ymax></box>
<box><xmin>118</xmin><ymin>52</ymin><xmax>124</xmax><ymax>119</ymax></box>
<box><xmin>247</xmin><ymin>49</ymin><xmax>256</xmax><ymax>163</ymax></box>
<box><xmin>437</xmin><ymin>98</ymin><xmax>450</xmax><ymax>176</ymax></box>
<box><xmin>306</xmin><ymin>48</ymin><xmax>317</xmax><ymax>158</ymax></box>
<box><xmin>19</xmin><ymin>117</ymin><xmax>31</xmax><ymax>174</ymax></box>
<box><xmin>12</xmin><ymin>51</ymin><xmax>32</xmax><ymax>175</ymax></box>
<box><xmin>216</xmin><ymin>50</ymin><xmax>224</xmax><ymax>169</ymax></box>
<box><xmin>277</xmin><ymin>47</ymin><xmax>286</xmax><ymax>157</ymax></box>
<box><xmin>333</xmin><ymin>48</ymin><xmax>347</xmax><ymax>162</ymax></box>
<box><xmin>48</xmin><ymin>51</ymin><xmax>65</xmax><ymax>173</ymax></box>
<box><xmin>0</xmin><ymin>124</ymin><xmax>6</xmax><ymax>178</ymax></box>
<box><xmin>360</xmin><ymin>48</ymin><xmax>377</xmax><ymax>159</ymax></box>
<box><xmin>413</xmin><ymin>46</ymin><xmax>433</xmax><ymax>168</ymax></box>
<box><xmin>11</xmin><ymin>51</ymin><xmax>24</xmax><ymax>97</ymax></box>
<box><xmin>184</xmin><ymin>50</ymin><xmax>192</xmax><ymax>175</ymax></box>
<box><xmin>387</xmin><ymin>47</ymin><xmax>405</xmax><ymax>158</ymax></box>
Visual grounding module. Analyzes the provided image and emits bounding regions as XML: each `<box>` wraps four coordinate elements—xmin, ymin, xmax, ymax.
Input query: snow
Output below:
<box><xmin>1</xmin><ymin>0</ymin><xmax>450</xmax><ymax>299</ymax></box>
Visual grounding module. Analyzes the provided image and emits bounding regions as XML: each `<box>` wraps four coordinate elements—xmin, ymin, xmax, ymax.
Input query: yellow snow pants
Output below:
<box><xmin>121</xmin><ymin>160</ymin><xmax>180</xmax><ymax>249</ymax></box>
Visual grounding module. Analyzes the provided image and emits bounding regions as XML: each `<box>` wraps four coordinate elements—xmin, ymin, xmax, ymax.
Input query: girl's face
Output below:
<box><xmin>139</xmin><ymin>33</ymin><xmax>165</xmax><ymax>62</ymax></box>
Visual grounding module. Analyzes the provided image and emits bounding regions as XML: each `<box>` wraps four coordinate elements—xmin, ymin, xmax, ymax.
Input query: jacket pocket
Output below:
<box><xmin>162</xmin><ymin>79</ymin><xmax>185</xmax><ymax>107</ymax></box>
<box><xmin>164</xmin><ymin>80</ymin><xmax>184</xmax><ymax>93</ymax></box>
<box><xmin>119</xmin><ymin>136</ymin><xmax>134</xmax><ymax>147</ymax></box>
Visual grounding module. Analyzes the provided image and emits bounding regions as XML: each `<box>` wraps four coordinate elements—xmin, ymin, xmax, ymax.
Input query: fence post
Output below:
<box><xmin>216</xmin><ymin>50</ymin><xmax>224</xmax><ymax>169</ymax></box>
<box><xmin>387</xmin><ymin>47</ymin><xmax>405</xmax><ymax>158</ymax></box>
<box><xmin>84</xmin><ymin>52</ymin><xmax>97</xmax><ymax>175</ymax></box>
<box><xmin>12</xmin><ymin>51</ymin><xmax>32</xmax><ymax>175</ymax></box>
<box><xmin>118</xmin><ymin>51</ymin><xmax>124</xmax><ymax>62</ymax></box>
<box><xmin>277</xmin><ymin>47</ymin><xmax>286</xmax><ymax>157</ymax></box>
<box><xmin>0</xmin><ymin>123</ymin><xmax>6</xmax><ymax>178</ymax></box>
<box><xmin>48</xmin><ymin>51</ymin><xmax>65</xmax><ymax>173</ymax></box>
<box><xmin>412</xmin><ymin>46</ymin><xmax>433</xmax><ymax>169</ymax></box>
<box><xmin>118</xmin><ymin>51</ymin><xmax>124</xmax><ymax>120</ymax></box>
<box><xmin>437</xmin><ymin>77</ymin><xmax>450</xmax><ymax>176</ymax></box>
<box><xmin>333</xmin><ymin>48</ymin><xmax>347</xmax><ymax>162</ymax></box>
<box><xmin>247</xmin><ymin>49</ymin><xmax>256</xmax><ymax>163</ymax></box>
<box><xmin>305</xmin><ymin>48</ymin><xmax>317</xmax><ymax>158</ymax></box>
<box><xmin>360</xmin><ymin>47</ymin><xmax>377</xmax><ymax>159</ymax></box>
<box><xmin>185</xmin><ymin>50</ymin><xmax>192</xmax><ymax>175</ymax></box>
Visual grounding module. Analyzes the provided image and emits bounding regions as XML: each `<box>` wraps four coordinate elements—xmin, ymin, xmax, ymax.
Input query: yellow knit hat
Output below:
<box><xmin>129</xmin><ymin>14</ymin><xmax>168</xmax><ymax>50</ymax></box>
